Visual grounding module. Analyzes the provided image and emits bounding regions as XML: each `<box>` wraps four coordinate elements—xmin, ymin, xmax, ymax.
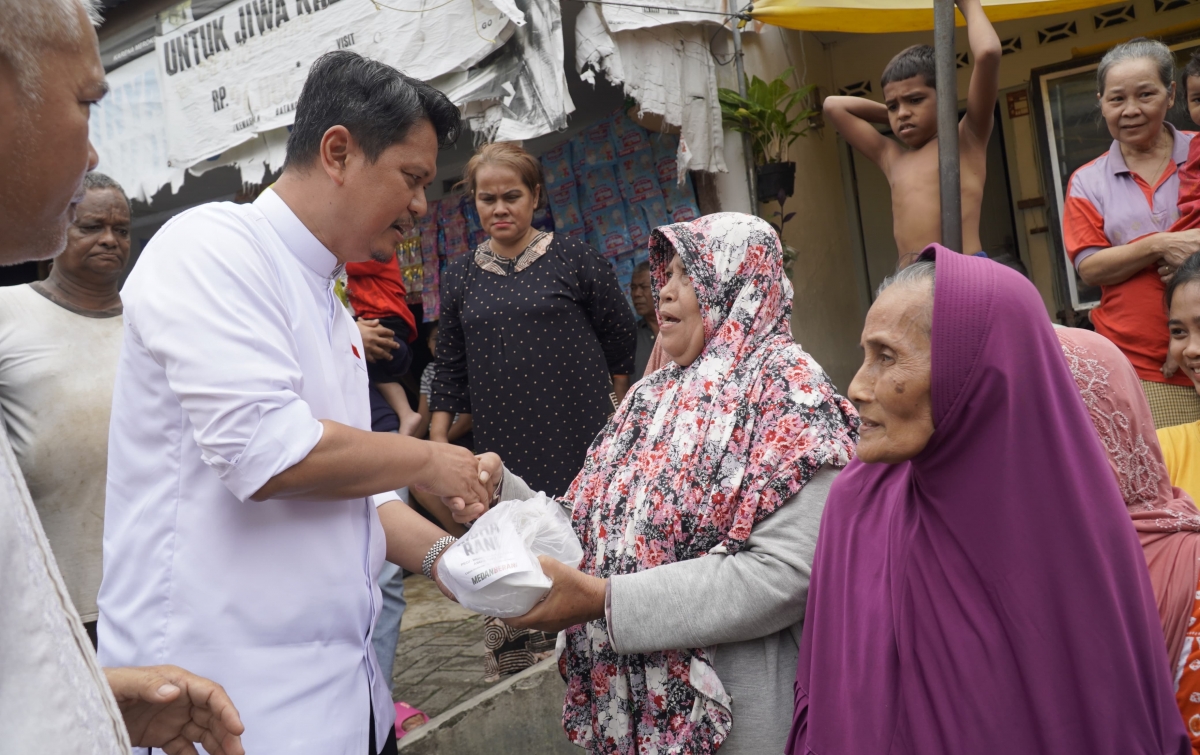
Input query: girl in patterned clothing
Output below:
<box><xmin>492</xmin><ymin>214</ymin><xmax>859</xmax><ymax>753</ymax></box>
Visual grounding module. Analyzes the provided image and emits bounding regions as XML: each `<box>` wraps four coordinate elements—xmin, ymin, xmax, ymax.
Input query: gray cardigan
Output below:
<box><xmin>499</xmin><ymin>465</ymin><xmax>837</xmax><ymax>755</ymax></box>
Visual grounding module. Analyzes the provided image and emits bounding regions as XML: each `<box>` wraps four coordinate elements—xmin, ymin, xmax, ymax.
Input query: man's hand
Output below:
<box><xmin>410</xmin><ymin>441</ymin><xmax>491</xmax><ymax>504</ymax></box>
<box><xmin>104</xmin><ymin>665</ymin><xmax>244</xmax><ymax>755</ymax></box>
<box><xmin>356</xmin><ymin>319</ymin><xmax>398</xmax><ymax>363</ymax></box>
<box><xmin>504</xmin><ymin>556</ymin><xmax>607</xmax><ymax>633</ymax></box>
<box><xmin>442</xmin><ymin>453</ymin><xmax>503</xmax><ymax>524</ymax></box>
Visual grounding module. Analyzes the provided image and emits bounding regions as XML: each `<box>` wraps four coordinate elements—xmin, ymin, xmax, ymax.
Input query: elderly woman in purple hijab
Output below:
<box><xmin>786</xmin><ymin>246</ymin><xmax>1190</xmax><ymax>754</ymax></box>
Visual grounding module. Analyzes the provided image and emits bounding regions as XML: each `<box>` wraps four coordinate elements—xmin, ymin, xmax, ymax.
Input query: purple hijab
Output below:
<box><xmin>786</xmin><ymin>246</ymin><xmax>1188</xmax><ymax>755</ymax></box>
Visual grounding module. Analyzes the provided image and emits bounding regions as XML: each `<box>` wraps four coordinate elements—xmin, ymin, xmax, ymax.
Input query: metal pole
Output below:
<box><xmin>934</xmin><ymin>0</ymin><xmax>962</xmax><ymax>252</ymax></box>
<box><xmin>731</xmin><ymin>21</ymin><xmax>758</xmax><ymax>212</ymax></box>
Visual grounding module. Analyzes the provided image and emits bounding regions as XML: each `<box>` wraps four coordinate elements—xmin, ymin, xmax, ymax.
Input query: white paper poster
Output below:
<box><xmin>89</xmin><ymin>53</ymin><xmax>186</xmax><ymax>202</ymax></box>
<box><xmin>156</xmin><ymin>0</ymin><xmax>522</xmax><ymax>167</ymax></box>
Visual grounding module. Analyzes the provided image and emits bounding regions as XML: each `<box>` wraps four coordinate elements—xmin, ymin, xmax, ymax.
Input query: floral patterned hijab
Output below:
<box><xmin>557</xmin><ymin>213</ymin><xmax>859</xmax><ymax>753</ymax></box>
<box><xmin>1056</xmin><ymin>327</ymin><xmax>1200</xmax><ymax>670</ymax></box>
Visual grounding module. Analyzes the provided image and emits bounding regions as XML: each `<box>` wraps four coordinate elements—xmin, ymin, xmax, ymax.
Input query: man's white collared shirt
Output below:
<box><xmin>98</xmin><ymin>188</ymin><xmax>393</xmax><ymax>753</ymax></box>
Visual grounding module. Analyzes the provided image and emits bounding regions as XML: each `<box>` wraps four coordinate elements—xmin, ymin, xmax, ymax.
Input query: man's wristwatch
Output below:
<box><xmin>423</xmin><ymin>535</ymin><xmax>457</xmax><ymax>580</ymax></box>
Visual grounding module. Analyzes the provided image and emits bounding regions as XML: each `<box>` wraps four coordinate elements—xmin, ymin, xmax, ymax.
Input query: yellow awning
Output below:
<box><xmin>749</xmin><ymin>0</ymin><xmax>1119</xmax><ymax>33</ymax></box>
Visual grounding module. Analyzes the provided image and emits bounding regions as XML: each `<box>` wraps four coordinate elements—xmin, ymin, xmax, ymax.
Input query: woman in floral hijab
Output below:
<box><xmin>499</xmin><ymin>213</ymin><xmax>858</xmax><ymax>753</ymax></box>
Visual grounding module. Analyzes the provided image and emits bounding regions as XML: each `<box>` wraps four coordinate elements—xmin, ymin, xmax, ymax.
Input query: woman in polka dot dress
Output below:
<box><xmin>430</xmin><ymin>142</ymin><xmax>636</xmax><ymax>679</ymax></box>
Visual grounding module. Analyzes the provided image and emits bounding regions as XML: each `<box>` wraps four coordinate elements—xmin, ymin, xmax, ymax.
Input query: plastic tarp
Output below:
<box><xmin>435</xmin><ymin>0</ymin><xmax>574</xmax><ymax>142</ymax></box>
<box><xmin>575</xmin><ymin>2</ymin><xmax>727</xmax><ymax>175</ymax></box>
<box><xmin>749</xmin><ymin>0</ymin><xmax>1124</xmax><ymax>33</ymax></box>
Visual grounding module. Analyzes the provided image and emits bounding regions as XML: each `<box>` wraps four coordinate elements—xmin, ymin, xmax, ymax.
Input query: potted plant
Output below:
<box><xmin>719</xmin><ymin>68</ymin><xmax>818</xmax><ymax>274</ymax></box>
<box><xmin>718</xmin><ymin>68</ymin><xmax>818</xmax><ymax>204</ymax></box>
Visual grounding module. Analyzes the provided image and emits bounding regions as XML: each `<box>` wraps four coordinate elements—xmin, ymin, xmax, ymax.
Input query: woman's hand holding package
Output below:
<box><xmin>504</xmin><ymin>556</ymin><xmax>607</xmax><ymax>633</ymax></box>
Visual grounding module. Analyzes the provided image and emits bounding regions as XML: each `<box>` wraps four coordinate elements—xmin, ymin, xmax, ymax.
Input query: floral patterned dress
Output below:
<box><xmin>556</xmin><ymin>213</ymin><xmax>859</xmax><ymax>754</ymax></box>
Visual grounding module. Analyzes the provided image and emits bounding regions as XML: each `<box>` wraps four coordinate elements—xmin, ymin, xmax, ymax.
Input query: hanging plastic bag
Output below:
<box><xmin>436</xmin><ymin>493</ymin><xmax>584</xmax><ymax>618</ymax></box>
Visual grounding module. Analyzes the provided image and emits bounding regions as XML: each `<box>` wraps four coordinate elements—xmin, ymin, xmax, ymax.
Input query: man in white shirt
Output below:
<box><xmin>99</xmin><ymin>51</ymin><xmax>496</xmax><ymax>755</ymax></box>
<box><xmin>0</xmin><ymin>1</ymin><xmax>244</xmax><ymax>753</ymax></box>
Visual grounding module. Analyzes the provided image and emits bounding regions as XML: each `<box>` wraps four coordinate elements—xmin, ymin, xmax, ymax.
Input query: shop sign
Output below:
<box><xmin>156</xmin><ymin>0</ymin><xmax>523</xmax><ymax>167</ymax></box>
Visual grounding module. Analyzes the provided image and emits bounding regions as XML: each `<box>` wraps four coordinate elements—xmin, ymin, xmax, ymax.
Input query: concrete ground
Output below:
<box><xmin>389</xmin><ymin>574</ymin><xmax>498</xmax><ymax>719</ymax></box>
<box><xmin>389</xmin><ymin>575</ymin><xmax>577</xmax><ymax>753</ymax></box>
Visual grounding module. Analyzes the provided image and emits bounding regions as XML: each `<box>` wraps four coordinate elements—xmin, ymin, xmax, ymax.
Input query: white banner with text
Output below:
<box><xmin>157</xmin><ymin>0</ymin><xmax>522</xmax><ymax>166</ymax></box>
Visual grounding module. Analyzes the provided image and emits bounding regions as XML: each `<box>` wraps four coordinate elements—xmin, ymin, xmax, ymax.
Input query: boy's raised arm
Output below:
<box><xmin>823</xmin><ymin>96</ymin><xmax>895</xmax><ymax>167</ymax></box>
<box><xmin>959</xmin><ymin>0</ymin><xmax>1001</xmax><ymax>141</ymax></box>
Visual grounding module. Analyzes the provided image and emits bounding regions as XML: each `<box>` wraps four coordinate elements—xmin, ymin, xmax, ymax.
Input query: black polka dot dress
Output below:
<box><xmin>431</xmin><ymin>235</ymin><xmax>636</xmax><ymax>496</ymax></box>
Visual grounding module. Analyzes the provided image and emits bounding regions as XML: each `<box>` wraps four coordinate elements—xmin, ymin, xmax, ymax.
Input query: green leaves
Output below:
<box><xmin>718</xmin><ymin>67</ymin><xmax>819</xmax><ymax>165</ymax></box>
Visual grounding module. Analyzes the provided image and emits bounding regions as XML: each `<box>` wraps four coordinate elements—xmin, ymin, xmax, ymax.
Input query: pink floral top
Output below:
<box><xmin>557</xmin><ymin>213</ymin><xmax>859</xmax><ymax>753</ymax></box>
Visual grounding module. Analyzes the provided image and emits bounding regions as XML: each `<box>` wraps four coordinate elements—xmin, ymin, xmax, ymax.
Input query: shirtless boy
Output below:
<box><xmin>823</xmin><ymin>0</ymin><xmax>1001</xmax><ymax>259</ymax></box>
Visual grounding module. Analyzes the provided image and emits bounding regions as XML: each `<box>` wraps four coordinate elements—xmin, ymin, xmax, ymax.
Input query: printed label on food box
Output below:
<box><xmin>441</xmin><ymin>517</ymin><xmax>536</xmax><ymax>592</ymax></box>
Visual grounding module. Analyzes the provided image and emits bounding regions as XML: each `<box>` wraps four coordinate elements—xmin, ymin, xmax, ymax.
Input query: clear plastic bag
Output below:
<box><xmin>436</xmin><ymin>493</ymin><xmax>584</xmax><ymax>618</ymax></box>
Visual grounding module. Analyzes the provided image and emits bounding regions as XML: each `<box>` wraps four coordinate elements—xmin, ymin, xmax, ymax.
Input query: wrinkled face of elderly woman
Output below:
<box><xmin>658</xmin><ymin>254</ymin><xmax>706</xmax><ymax>368</ymax></box>
<box><xmin>1099</xmin><ymin>57</ymin><xmax>1175</xmax><ymax>151</ymax></box>
<box><xmin>848</xmin><ymin>280</ymin><xmax>936</xmax><ymax>464</ymax></box>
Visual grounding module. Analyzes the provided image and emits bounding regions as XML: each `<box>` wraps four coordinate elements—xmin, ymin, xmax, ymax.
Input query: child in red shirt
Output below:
<box><xmin>1177</xmin><ymin>52</ymin><xmax>1200</xmax><ymax>233</ymax></box>
<box><xmin>345</xmin><ymin>257</ymin><xmax>422</xmax><ymax>436</ymax></box>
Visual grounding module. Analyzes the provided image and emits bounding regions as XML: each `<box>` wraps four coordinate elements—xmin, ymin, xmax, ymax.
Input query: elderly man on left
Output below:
<box><xmin>0</xmin><ymin>0</ymin><xmax>244</xmax><ymax>753</ymax></box>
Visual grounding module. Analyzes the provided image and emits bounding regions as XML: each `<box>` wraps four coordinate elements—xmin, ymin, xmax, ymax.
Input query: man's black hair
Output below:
<box><xmin>284</xmin><ymin>50</ymin><xmax>461</xmax><ymax>170</ymax></box>
<box><xmin>1186</xmin><ymin>49</ymin><xmax>1200</xmax><ymax>82</ymax></box>
<box><xmin>881</xmin><ymin>45</ymin><xmax>937</xmax><ymax>90</ymax></box>
<box><xmin>1167</xmin><ymin>252</ymin><xmax>1200</xmax><ymax>310</ymax></box>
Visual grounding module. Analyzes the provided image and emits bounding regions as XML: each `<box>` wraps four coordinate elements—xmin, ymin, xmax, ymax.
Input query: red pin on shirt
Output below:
<box><xmin>352</xmin><ymin>344</ymin><xmax>361</xmax><ymax>359</ymax></box>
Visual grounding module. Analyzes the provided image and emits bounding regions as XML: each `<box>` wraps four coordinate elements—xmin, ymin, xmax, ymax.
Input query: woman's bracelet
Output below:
<box><xmin>422</xmin><ymin>535</ymin><xmax>457</xmax><ymax>580</ymax></box>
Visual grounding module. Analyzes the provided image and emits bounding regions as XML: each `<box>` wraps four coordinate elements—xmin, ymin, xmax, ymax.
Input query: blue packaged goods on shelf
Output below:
<box><xmin>651</xmin><ymin>131</ymin><xmax>679</xmax><ymax>164</ymax></box>
<box><xmin>653</xmin><ymin>149</ymin><xmax>700</xmax><ymax>223</ymax></box>
<box><xmin>640</xmin><ymin>195</ymin><xmax>671</xmax><ymax>229</ymax></box>
<box><xmin>616</xmin><ymin>147</ymin><xmax>662</xmax><ymax>205</ymax></box>
<box><xmin>540</xmin><ymin>142</ymin><xmax>574</xmax><ymax>187</ymax></box>
<box><xmin>611</xmin><ymin>111</ymin><xmax>651</xmax><ymax>157</ymax></box>
<box><xmin>580</xmin><ymin>165</ymin><xmax>623</xmax><ymax>212</ymax></box>
<box><xmin>626</xmin><ymin>202</ymin><xmax>651</xmax><ymax>252</ymax></box>
<box><xmin>662</xmin><ymin>178</ymin><xmax>700</xmax><ymax>223</ymax></box>
<box><xmin>655</xmin><ymin>152</ymin><xmax>678</xmax><ymax>189</ymax></box>
<box><xmin>612</xmin><ymin>257</ymin><xmax>635</xmax><ymax>310</ymax></box>
<box><xmin>669</xmin><ymin>201</ymin><xmax>700</xmax><ymax>223</ymax></box>
<box><xmin>581</xmin><ymin>120</ymin><xmax>616</xmax><ymax>167</ymax></box>
<box><xmin>570</xmin><ymin>133</ymin><xmax>587</xmax><ymax>176</ymax></box>
<box><xmin>587</xmin><ymin>202</ymin><xmax>634</xmax><ymax>258</ymax></box>
<box><xmin>546</xmin><ymin>181</ymin><xmax>583</xmax><ymax>231</ymax></box>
